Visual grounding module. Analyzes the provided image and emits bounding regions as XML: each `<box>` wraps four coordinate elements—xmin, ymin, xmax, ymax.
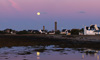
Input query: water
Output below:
<box><xmin>0</xmin><ymin>45</ymin><xmax>99</xmax><ymax>60</ymax></box>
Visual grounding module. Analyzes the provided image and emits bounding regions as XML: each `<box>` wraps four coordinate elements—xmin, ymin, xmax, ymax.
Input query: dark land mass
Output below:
<box><xmin>0</xmin><ymin>34</ymin><xmax>100</xmax><ymax>49</ymax></box>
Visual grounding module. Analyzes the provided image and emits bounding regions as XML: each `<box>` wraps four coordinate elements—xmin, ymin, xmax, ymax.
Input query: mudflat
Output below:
<box><xmin>0</xmin><ymin>34</ymin><xmax>100</xmax><ymax>49</ymax></box>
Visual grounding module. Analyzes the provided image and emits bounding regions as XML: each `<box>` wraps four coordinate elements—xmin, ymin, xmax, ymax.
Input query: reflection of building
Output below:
<box><xmin>84</xmin><ymin>24</ymin><xmax>100</xmax><ymax>35</ymax></box>
<box><xmin>94</xmin><ymin>53</ymin><xmax>97</xmax><ymax>57</ymax></box>
<box><xmin>97</xmin><ymin>55</ymin><xmax>99</xmax><ymax>60</ymax></box>
<box><xmin>82</xmin><ymin>54</ymin><xmax>84</xmax><ymax>59</ymax></box>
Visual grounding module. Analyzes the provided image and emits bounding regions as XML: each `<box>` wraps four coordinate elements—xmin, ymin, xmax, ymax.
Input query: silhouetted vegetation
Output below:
<box><xmin>55</xmin><ymin>30</ymin><xmax>60</xmax><ymax>34</ymax></box>
<box><xmin>16</xmin><ymin>30</ymin><xmax>28</xmax><ymax>34</ymax></box>
<box><xmin>80</xmin><ymin>28</ymin><xmax>84</xmax><ymax>32</ymax></box>
<box><xmin>71</xmin><ymin>29</ymin><xmax>80</xmax><ymax>35</ymax></box>
<box><xmin>32</xmin><ymin>30</ymin><xmax>40</xmax><ymax>34</ymax></box>
<box><xmin>0</xmin><ymin>31</ymin><xmax>6</xmax><ymax>34</ymax></box>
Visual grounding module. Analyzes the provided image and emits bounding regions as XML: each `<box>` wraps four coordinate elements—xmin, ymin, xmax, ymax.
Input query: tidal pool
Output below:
<box><xmin>0</xmin><ymin>45</ymin><xmax>99</xmax><ymax>60</ymax></box>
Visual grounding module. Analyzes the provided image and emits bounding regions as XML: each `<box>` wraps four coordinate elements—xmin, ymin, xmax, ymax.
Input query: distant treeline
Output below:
<box><xmin>0</xmin><ymin>28</ymin><xmax>84</xmax><ymax>35</ymax></box>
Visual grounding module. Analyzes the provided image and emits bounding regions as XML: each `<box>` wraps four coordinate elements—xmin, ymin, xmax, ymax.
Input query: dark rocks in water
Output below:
<box><xmin>63</xmin><ymin>53</ymin><xmax>68</xmax><ymax>55</ymax></box>
<box><xmin>85</xmin><ymin>51</ymin><xmax>97</xmax><ymax>54</ymax></box>
<box><xmin>0</xmin><ymin>56</ymin><xmax>8</xmax><ymax>57</ymax></box>
<box><xmin>84</xmin><ymin>49</ymin><xmax>98</xmax><ymax>55</ymax></box>
<box><xmin>53</xmin><ymin>49</ymin><xmax>64</xmax><ymax>51</ymax></box>
<box><xmin>23</xmin><ymin>59</ymin><xmax>28</xmax><ymax>60</ymax></box>
<box><xmin>5</xmin><ymin>58</ymin><xmax>9</xmax><ymax>59</ymax></box>
<box><xmin>34</xmin><ymin>49</ymin><xmax>47</xmax><ymax>52</ymax></box>
<box><xmin>18</xmin><ymin>51</ymin><xmax>31</xmax><ymax>55</ymax></box>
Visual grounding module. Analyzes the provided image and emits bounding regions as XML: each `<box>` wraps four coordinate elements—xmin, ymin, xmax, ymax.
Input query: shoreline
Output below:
<box><xmin>1</xmin><ymin>34</ymin><xmax>100</xmax><ymax>42</ymax></box>
<box><xmin>0</xmin><ymin>34</ymin><xmax>100</xmax><ymax>48</ymax></box>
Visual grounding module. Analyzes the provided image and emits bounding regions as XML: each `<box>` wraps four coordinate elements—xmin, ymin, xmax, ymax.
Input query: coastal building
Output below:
<box><xmin>28</xmin><ymin>30</ymin><xmax>40</xmax><ymax>34</ymax></box>
<box><xmin>84</xmin><ymin>24</ymin><xmax>100</xmax><ymax>35</ymax></box>
<box><xmin>33</xmin><ymin>30</ymin><xmax>40</xmax><ymax>34</ymax></box>
<box><xmin>61</xmin><ymin>29</ymin><xmax>71</xmax><ymax>35</ymax></box>
<box><xmin>39</xmin><ymin>30</ymin><xmax>48</xmax><ymax>34</ymax></box>
<box><xmin>79</xmin><ymin>32</ymin><xmax>84</xmax><ymax>35</ymax></box>
<box><xmin>28</xmin><ymin>30</ymin><xmax>33</xmax><ymax>33</ymax></box>
<box><xmin>48</xmin><ymin>30</ymin><xmax>55</xmax><ymax>34</ymax></box>
<box><xmin>4</xmin><ymin>29</ymin><xmax>16</xmax><ymax>34</ymax></box>
<box><xmin>61</xmin><ymin>29</ymin><xmax>67</xmax><ymax>35</ymax></box>
<box><xmin>4</xmin><ymin>29</ymin><xmax>12</xmax><ymax>33</ymax></box>
<box><xmin>79</xmin><ymin>28</ymin><xmax>84</xmax><ymax>35</ymax></box>
<box><xmin>10</xmin><ymin>30</ymin><xmax>16</xmax><ymax>34</ymax></box>
<box><xmin>39</xmin><ymin>25</ymin><xmax>47</xmax><ymax>34</ymax></box>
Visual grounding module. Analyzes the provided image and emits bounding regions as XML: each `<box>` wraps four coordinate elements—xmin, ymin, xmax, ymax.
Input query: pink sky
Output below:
<box><xmin>8</xmin><ymin>0</ymin><xmax>21</xmax><ymax>11</ymax></box>
<box><xmin>0</xmin><ymin>0</ymin><xmax>100</xmax><ymax>30</ymax></box>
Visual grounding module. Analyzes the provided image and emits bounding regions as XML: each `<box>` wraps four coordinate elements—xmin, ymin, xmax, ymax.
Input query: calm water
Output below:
<box><xmin>0</xmin><ymin>45</ymin><xmax>100</xmax><ymax>60</ymax></box>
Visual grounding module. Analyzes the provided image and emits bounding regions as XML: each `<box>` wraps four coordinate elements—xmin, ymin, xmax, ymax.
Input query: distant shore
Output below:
<box><xmin>0</xmin><ymin>34</ymin><xmax>100</xmax><ymax>48</ymax></box>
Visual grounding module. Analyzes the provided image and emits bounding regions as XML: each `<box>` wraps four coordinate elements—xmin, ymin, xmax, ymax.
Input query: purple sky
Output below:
<box><xmin>0</xmin><ymin>0</ymin><xmax>100</xmax><ymax>30</ymax></box>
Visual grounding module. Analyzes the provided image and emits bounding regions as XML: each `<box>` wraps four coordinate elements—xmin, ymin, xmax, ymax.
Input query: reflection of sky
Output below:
<box><xmin>0</xmin><ymin>46</ymin><xmax>100</xmax><ymax>60</ymax></box>
<box><xmin>0</xmin><ymin>0</ymin><xmax>100</xmax><ymax>30</ymax></box>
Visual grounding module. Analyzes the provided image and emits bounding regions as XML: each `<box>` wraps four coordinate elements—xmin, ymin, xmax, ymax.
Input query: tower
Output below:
<box><xmin>43</xmin><ymin>26</ymin><xmax>45</xmax><ymax>30</ymax></box>
<box><xmin>55</xmin><ymin>21</ymin><xmax>57</xmax><ymax>31</ymax></box>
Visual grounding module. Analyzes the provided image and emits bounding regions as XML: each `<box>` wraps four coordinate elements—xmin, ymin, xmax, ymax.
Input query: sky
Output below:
<box><xmin>0</xmin><ymin>0</ymin><xmax>100</xmax><ymax>31</ymax></box>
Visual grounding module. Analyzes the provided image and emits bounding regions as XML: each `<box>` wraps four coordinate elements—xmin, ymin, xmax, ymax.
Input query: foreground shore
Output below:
<box><xmin>0</xmin><ymin>34</ymin><xmax>100</xmax><ymax>49</ymax></box>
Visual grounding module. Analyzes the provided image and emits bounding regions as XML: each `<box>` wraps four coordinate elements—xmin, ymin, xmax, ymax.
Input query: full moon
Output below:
<box><xmin>37</xmin><ymin>12</ymin><xmax>40</xmax><ymax>15</ymax></box>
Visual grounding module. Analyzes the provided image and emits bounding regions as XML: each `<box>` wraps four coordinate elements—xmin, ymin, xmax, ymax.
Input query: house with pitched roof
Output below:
<box><xmin>84</xmin><ymin>24</ymin><xmax>100</xmax><ymax>35</ymax></box>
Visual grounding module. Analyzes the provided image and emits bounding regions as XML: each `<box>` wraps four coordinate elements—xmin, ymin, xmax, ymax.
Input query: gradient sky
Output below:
<box><xmin>0</xmin><ymin>0</ymin><xmax>100</xmax><ymax>30</ymax></box>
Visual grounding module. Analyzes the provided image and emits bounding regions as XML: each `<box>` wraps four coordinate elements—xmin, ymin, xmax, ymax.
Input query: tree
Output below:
<box><xmin>55</xmin><ymin>30</ymin><xmax>60</xmax><ymax>34</ymax></box>
<box><xmin>80</xmin><ymin>28</ymin><xmax>84</xmax><ymax>32</ymax></box>
<box><xmin>0</xmin><ymin>31</ymin><xmax>6</xmax><ymax>34</ymax></box>
<box><xmin>71</xmin><ymin>29</ymin><xmax>80</xmax><ymax>35</ymax></box>
<box><xmin>16</xmin><ymin>30</ymin><xmax>28</xmax><ymax>34</ymax></box>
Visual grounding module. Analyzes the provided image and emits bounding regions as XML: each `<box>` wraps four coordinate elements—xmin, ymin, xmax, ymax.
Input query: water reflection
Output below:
<box><xmin>37</xmin><ymin>52</ymin><xmax>40</xmax><ymax>56</ymax></box>
<box><xmin>95</xmin><ymin>53</ymin><xmax>97</xmax><ymax>57</ymax></box>
<box><xmin>37</xmin><ymin>52</ymin><xmax>40</xmax><ymax>59</ymax></box>
<box><xmin>97</xmin><ymin>55</ymin><xmax>99</xmax><ymax>60</ymax></box>
<box><xmin>0</xmin><ymin>45</ymin><xmax>100</xmax><ymax>60</ymax></box>
<box><xmin>82</xmin><ymin>54</ymin><xmax>84</xmax><ymax>59</ymax></box>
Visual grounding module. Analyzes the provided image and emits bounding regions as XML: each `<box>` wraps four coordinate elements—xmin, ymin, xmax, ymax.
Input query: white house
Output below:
<box><xmin>84</xmin><ymin>24</ymin><xmax>100</xmax><ymax>35</ymax></box>
<box><xmin>48</xmin><ymin>30</ymin><xmax>55</xmax><ymax>34</ymax></box>
<box><xmin>39</xmin><ymin>30</ymin><xmax>47</xmax><ymax>34</ymax></box>
<box><xmin>61</xmin><ymin>29</ymin><xmax>71</xmax><ymax>35</ymax></box>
